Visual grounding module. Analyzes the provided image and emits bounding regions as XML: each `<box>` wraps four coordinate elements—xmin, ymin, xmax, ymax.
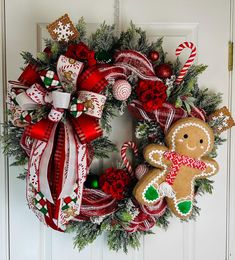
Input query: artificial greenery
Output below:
<box><xmin>1</xmin><ymin>19</ymin><xmax>227</xmax><ymax>253</ymax></box>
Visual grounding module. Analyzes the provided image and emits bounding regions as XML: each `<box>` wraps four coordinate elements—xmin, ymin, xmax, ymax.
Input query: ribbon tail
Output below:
<box><xmin>56</xmin><ymin>120</ymin><xmax>88</xmax><ymax>229</ymax></box>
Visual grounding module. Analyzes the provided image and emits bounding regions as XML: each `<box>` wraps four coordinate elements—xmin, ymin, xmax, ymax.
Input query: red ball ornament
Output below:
<box><xmin>155</xmin><ymin>64</ymin><xmax>173</xmax><ymax>79</ymax></box>
<box><xmin>149</xmin><ymin>51</ymin><xmax>160</xmax><ymax>61</ymax></box>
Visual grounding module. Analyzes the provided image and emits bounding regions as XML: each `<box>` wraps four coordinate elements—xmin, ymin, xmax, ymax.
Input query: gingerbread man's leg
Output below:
<box><xmin>133</xmin><ymin>168</ymin><xmax>167</xmax><ymax>205</ymax></box>
<box><xmin>166</xmin><ymin>195</ymin><xmax>194</xmax><ymax>219</ymax></box>
<box><xmin>166</xmin><ymin>158</ymin><xmax>219</xmax><ymax>219</ymax></box>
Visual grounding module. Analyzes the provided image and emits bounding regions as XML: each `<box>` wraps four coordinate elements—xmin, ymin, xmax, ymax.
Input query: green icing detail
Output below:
<box><xmin>144</xmin><ymin>185</ymin><xmax>159</xmax><ymax>201</ymax></box>
<box><xmin>177</xmin><ymin>200</ymin><xmax>192</xmax><ymax>214</ymax></box>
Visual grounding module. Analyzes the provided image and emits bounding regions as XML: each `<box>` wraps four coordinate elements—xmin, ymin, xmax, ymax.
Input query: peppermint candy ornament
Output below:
<box><xmin>135</xmin><ymin>164</ymin><xmax>149</xmax><ymax>180</ymax></box>
<box><xmin>112</xmin><ymin>80</ymin><xmax>132</xmax><ymax>101</ymax></box>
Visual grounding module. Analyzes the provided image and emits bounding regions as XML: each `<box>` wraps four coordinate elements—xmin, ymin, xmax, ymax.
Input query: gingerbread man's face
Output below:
<box><xmin>166</xmin><ymin>118</ymin><xmax>214</xmax><ymax>158</ymax></box>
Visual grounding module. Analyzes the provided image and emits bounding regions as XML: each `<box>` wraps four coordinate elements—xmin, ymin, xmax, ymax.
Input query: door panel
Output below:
<box><xmin>1</xmin><ymin>0</ymin><xmax>234</xmax><ymax>259</ymax></box>
<box><xmin>120</xmin><ymin>1</ymin><xmax>231</xmax><ymax>260</ymax></box>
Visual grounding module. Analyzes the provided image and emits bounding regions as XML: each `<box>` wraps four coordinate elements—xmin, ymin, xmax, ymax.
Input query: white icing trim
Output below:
<box><xmin>142</xmin><ymin>149</ymin><xmax>168</xmax><ymax>203</ymax></box>
<box><xmin>173</xmin><ymin>161</ymin><xmax>217</xmax><ymax>217</ymax></box>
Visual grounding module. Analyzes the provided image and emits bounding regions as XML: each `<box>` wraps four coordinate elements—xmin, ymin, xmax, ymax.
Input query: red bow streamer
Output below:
<box><xmin>128</xmin><ymin>100</ymin><xmax>206</xmax><ymax>133</ymax></box>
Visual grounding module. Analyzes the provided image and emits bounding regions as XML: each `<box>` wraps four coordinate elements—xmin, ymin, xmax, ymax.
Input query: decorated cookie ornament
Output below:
<box><xmin>133</xmin><ymin>117</ymin><xmax>219</xmax><ymax>219</ymax></box>
<box><xmin>47</xmin><ymin>14</ymin><xmax>79</xmax><ymax>42</ymax></box>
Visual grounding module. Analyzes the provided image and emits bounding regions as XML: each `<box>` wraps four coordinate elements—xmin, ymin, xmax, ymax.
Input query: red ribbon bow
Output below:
<box><xmin>12</xmin><ymin>56</ymin><xmax>108</xmax><ymax>231</ymax></box>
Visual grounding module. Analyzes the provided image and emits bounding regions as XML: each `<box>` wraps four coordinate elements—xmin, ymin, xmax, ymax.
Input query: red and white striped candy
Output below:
<box><xmin>135</xmin><ymin>164</ymin><xmax>149</xmax><ymax>180</ymax></box>
<box><xmin>121</xmin><ymin>141</ymin><xmax>138</xmax><ymax>175</ymax></box>
<box><xmin>112</xmin><ymin>80</ymin><xmax>132</xmax><ymax>101</ymax></box>
<box><xmin>175</xmin><ymin>42</ymin><xmax>197</xmax><ymax>85</ymax></box>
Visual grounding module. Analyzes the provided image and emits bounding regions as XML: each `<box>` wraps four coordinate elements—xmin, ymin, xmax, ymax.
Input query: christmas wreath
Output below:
<box><xmin>2</xmin><ymin>14</ymin><xmax>235</xmax><ymax>252</ymax></box>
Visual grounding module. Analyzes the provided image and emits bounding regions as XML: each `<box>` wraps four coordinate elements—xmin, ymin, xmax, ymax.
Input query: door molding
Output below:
<box><xmin>227</xmin><ymin>1</ymin><xmax>235</xmax><ymax>259</ymax></box>
<box><xmin>0</xmin><ymin>0</ymin><xmax>10</xmax><ymax>260</ymax></box>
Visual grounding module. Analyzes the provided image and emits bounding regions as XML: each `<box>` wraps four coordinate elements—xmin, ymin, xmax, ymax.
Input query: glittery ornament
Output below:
<box><xmin>155</xmin><ymin>64</ymin><xmax>173</xmax><ymax>79</ymax></box>
<box><xmin>149</xmin><ymin>50</ymin><xmax>160</xmax><ymax>61</ymax></box>
<box><xmin>84</xmin><ymin>175</ymin><xmax>100</xmax><ymax>189</ymax></box>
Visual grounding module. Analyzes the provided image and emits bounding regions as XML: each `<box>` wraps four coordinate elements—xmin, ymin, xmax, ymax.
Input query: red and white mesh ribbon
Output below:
<box><xmin>124</xmin><ymin>199</ymin><xmax>167</xmax><ymax>233</ymax></box>
<box><xmin>128</xmin><ymin>100</ymin><xmax>206</xmax><ymax>133</ymax></box>
<box><xmin>114</xmin><ymin>50</ymin><xmax>162</xmax><ymax>81</ymax></box>
<box><xmin>76</xmin><ymin>189</ymin><xmax>118</xmax><ymax>220</ymax></box>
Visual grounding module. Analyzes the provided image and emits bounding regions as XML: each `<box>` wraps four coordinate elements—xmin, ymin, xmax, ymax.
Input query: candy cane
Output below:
<box><xmin>175</xmin><ymin>42</ymin><xmax>197</xmax><ymax>84</ymax></box>
<box><xmin>121</xmin><ymin>141</ymin><xmax>138</xmax><ymax>175</ymax></box>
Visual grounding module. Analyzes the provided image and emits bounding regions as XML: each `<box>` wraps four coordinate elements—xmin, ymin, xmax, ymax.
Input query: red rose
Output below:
<box><xmin>75</xmin><ymin>42</ymin><xmax>90</xmax><ymax>59</ymax></box>
<box><xmin>65</xmin><ymin>42</ymin><xmax>97</xmax><ymax>67</ymax></box>
<box><xmin>99</xmin><ymin>168</ymin><xmax>131</xmax><ymax>200</ymax></box>
<box><xmin>136</xmin><ymin>80</ymin><xmax>167</xmax><ymax>112</ymax></box>
<box><xmin>65</xmin><ymin>44</ymin><xmax>77</xmax><ymax>59</ymax></box>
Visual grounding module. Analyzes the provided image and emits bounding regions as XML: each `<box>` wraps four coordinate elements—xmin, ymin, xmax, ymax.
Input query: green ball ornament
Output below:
<box><xmin>85</xmin><ymin>175</ymin><xmax>100</xmax><ymax>189</ymax></box>
<box><xmin>95</xmin><ymin>50</ymin><xmax>112</xmax><ymax>63</ymax></box>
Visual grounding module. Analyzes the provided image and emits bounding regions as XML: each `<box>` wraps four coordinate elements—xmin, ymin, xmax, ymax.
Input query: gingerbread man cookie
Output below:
<box><xmin>133</xmin><ymin>117</ymin><xmax>219</xmax><ymax>219</ymax></box>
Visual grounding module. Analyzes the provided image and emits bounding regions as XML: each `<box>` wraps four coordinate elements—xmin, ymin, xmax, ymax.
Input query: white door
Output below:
<box><xmin>1</xmin><ymin>0</ymin><xmax>235</xmax><ymax>260</ymax></box>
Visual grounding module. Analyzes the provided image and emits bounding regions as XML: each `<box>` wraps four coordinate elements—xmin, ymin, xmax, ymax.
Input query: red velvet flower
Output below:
<box><xmin>65</xmin><ymin>42</ymin><xmax>97</xmax><ymax>66</ymax></box>
<box><xmin>75</xmin><ymin>42</ymin><xmax>90</xmax><ymax>59</ymax></box>
<box><xmin>136</xmin><ymin>80</ymin><xmax>167</xmax><ymax>112</ymax></box>
<box><xmin>99</xmin><ymin>168</ymin><xmax>131</xmax><ymax>200</ymax></box>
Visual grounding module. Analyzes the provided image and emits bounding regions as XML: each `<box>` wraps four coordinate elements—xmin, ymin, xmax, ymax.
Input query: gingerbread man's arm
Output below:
<box><xmin>195</xmin><ymin>157</ymin><xmax>219</xmax><ymax>178</ymax></box>
<box><xmin>143</xmin><ymin>144</ymin><xmax>170</xmax><ymax>169</ymax></box>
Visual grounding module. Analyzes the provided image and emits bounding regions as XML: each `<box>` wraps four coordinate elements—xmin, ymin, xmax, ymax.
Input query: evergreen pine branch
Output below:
<box><xmin>68</xmin><ymin>221</ymin><xmax>102</xmax><ymax>251</ymax></box>
<box><xmin>156</xmin><ymin>208</ymin><xmax>172</xmax><ymax>229</ymax></box>
<box><xmin>183</xmin><ymin>64</ymin><xmax>208</xmax><ymax>82</ymax></box>
<box><xmin>101</xmin><ymin>85</ymin><xmax>125</xmax><ymax>132</ymax></box>
<box><xmin>21</xmin><ymin>51</ymin><xmax>38</xmax><ymax>65</ymax></box>
<box><xmin>193</xmin><ymin>87</ymin><xmax>223</xmax><ymax>115</ymax></box>
<box><xmin>89</xmin><ymin>22</ymin><xmax>117</xmax><ymax>52</ymax></box>
<box><xmin>195</xmin><ymin>178</ymin><xmax>214</xmax><ymax>195</ymax></box>
<box><xmin>107</xmin><ymin>227</ymin><xmax>143</xmax><ymax>253</ymax></box>
<box><xmin>92</xmin><ymin>137</ymin><xmax>118</xmax><ymax>159</ymax></box>
<box><xmin>76</xmin><ymin>17</ymin><xmax>87</xmax><ymax>42</ymax></box>
<box><xmin>17</xmin><ymin>169</ymin><xmax>28</xmax><ymax>180</ymax></box>
<box><xmin>118</xmin><ymin>21</ymin><xmax>150</xmax><ymax>54</ymax></box>
<box><xmin>1</xmin><ymin>123</ymin><xmax>28</xmax><ymax>166</ymax></box>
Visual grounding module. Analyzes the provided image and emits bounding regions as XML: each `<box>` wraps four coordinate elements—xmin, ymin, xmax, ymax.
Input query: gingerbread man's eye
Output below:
<box><xmin>183</xmin><ymin>134</ymin><xmax>188</xmax><ymax>139</ymax></box>
<box><xmin>200</xmin><ymin>139</ymin><xmax>203</xmax><ymax>144</ymax></box>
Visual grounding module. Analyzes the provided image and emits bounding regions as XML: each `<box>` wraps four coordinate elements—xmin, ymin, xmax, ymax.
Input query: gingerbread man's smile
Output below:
<box><xmin>186</xmin><ymin>143</ymin><xmax>197</xmax><ymax>151</ymax></box>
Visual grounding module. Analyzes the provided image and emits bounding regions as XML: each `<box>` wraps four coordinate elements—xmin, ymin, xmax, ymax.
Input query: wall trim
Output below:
<box><xmin>227</xmin><ymin>1</ymin><xmax>235</xmax><ymax>259</ymax></box>
<box><xmin>0</xmin><ymin>0</ymin><xmax>10</xmax><ymax>260</ymax></box>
